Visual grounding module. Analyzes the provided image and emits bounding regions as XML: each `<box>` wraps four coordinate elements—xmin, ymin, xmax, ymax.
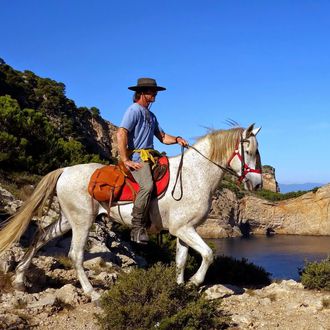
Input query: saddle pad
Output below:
<box><xmin>119</xmin><ymin>156</ymin><xmax>170</xmax><ymax>201</ymax></box>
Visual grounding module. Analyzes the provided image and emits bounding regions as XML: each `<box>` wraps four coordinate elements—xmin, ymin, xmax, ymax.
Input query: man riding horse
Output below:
<box><xmin>117</xmin><ymin>78</ymin><xmax>188</xmax><ymax>244</ymax></box>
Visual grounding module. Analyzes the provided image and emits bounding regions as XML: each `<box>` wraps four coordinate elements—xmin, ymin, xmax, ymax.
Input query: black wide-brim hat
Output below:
<box><xmin>128</xmin><ymin>78</ymin><xmax>166</xmax><ymax>91</ymax></box>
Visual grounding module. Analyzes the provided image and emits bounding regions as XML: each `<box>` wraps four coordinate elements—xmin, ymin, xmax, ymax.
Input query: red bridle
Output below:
<box><xmin>227</xmin><ymin>139</ymin><xmax>261</xmax><ymax>183</ymax></box>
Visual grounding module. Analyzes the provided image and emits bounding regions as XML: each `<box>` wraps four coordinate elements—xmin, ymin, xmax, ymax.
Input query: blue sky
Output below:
<box><xmin>2</xmin><ymin>0</ymin><xmax>330</xmax><ymax>184</ymax></box>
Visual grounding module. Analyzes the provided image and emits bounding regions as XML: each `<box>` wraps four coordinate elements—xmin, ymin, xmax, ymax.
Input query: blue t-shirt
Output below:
<box><xmin>120</xmin><ymin>103</ymin><xmax>164</xmax><ymax>161</ymax></box>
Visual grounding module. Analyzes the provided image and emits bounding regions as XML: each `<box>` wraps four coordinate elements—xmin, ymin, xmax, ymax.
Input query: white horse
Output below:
<box><xmin>0</xmin><ymin>124</ymin><xmax>262</xmax><ymax>301</ymax></box>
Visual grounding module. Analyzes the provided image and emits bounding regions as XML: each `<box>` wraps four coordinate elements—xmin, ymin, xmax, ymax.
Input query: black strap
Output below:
<box><xmin>171</xmin><ymin>145</ymin><xmax>240</xmax><ymax>201</ymax></box>
<box><xmin>188</xmin><ymin>145</ymin><xmax>239</xmax><ymax>177</ymax></box>
<box><xmin>171</xmin><ymin>146</ymin><xmax>185</xmax><ymax>201</ymax></box>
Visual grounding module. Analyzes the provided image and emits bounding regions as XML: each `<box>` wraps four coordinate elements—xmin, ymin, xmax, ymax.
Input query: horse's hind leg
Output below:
<box><xmin>68</xmin><ymin>217</ymin><xmax>99</xmax><ymax>301</ymax></box>
<box><xmin>13</xmin><ymin>215</ymin><xmax>71</xmax><ymax>290</ymax></box>
<box><xmin>176</xmin><ymin>238</ymin><xmax>189</xmax><ymax>284</ymax></box>
<box><xmin>175</xmin><ymin>226</ymin><xmax>213</xmax><ymax>286</ymax></box>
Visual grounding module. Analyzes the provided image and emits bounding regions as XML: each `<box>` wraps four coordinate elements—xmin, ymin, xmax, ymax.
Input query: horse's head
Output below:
<box><xmin>227</xmin><ymin>123</ymin><xmax>262</xmax><ymax>191</ymax></box>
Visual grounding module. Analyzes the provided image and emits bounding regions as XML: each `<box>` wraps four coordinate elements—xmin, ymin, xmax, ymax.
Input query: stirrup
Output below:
<box><xmin>131</xmin><ymin>227</ymin><xmax>149</xmax><ymax>244</ymax></box>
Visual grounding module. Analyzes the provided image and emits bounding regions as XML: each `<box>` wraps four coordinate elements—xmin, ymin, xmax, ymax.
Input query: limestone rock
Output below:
<box><xmin>221</xmin><ymin>280</ymin><xmax>330</xmax><ymax>329</ymax></box>
<box><xmin>197</xmin><ymin>182</ymin><xmax>330</xmax><ymax>238</ymax></box>
<box><xmin>239</xmin><ymin>184</ymin><xmax>330</xmax><ymax>235</ymax></box>
<box><xmin>55</xmin><ymin>284</ymin><xmax>88</xmax><ymax>305</ymax></box>
<box><xmin>197</xmin><ymin>188</ymin><xmax>240</xmax><ymax>238</ymax></box>
<box><xmin>28</xmin><ymin>292</ymin><xmax>57</xmax><ymax>308</ymax></box>
<box><xmin>94</xmin><ymin>271</ymin><xmax>118</xmax><ymax>286</ymax></box>
<box><xmin>0</xmin><ymin>249</ymin><xmax>16</xmax><ymax>273</ymax></box>
<box><xmin>90</xmin><ymin>116</ymin><xmax>118</xmax><ymax>160</ymax></box>
<box><xmin>262</xmin><ymin>165</ymin><xmax>280</xmax><ymax>192</ymax></box>
<box><xmin>0</xmin><ymin>186</ymin><xmax>22</xmax><ymax>217</ymax></box>
<box><xmin>0</xmin><ymin>312</ymin><xmax>29</xmax><ymax>329</ymax></box>
<box><xmin>204</xmin><ymin>284</ymin><xmax>244</xmax><ymax>300</ymax></box>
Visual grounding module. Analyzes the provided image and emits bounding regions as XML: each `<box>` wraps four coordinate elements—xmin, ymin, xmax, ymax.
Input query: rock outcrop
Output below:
<box><xmin>211</xmin><ymin>280</ymin><xmax>330</xmax><ymax>329</ymax></box>
<box><xmin>75</xmin><ymin>111</ymin><xmax>118</xmax><ymax>161</ymax></box>
<box><xmin>197</xmin><ymin>188</ymin><xmax>241</xmax><ymax>238</ymax></box>
<box><xmin>198</xmin><ymin>184</ymin><xmax>330</xmax><ymax>238</ymax></box>
<box><xmin>239</xmin><ymin>184</ymin><xmax>330</xmax><ymax>235</ymax></box>
<box><xmin>262</xmin><ymin>165</ymin><xmax>279</xmax><ymax>192</ymax></box>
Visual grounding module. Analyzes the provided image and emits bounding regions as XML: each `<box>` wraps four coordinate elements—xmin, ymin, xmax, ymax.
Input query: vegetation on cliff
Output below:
<box><xmin>254</xmin><ymin>187</ymin><xmax>320</xmax><ymax>201</ymax></box>
<box><xmin>0</xmin><ymin>59</ymin><xmax>112</xmax><ymax>176</ymax></box>
<box><xmin>218</xmin><ymin>175</ymin><xmax>318</xmax><ymax>201</ymax></box>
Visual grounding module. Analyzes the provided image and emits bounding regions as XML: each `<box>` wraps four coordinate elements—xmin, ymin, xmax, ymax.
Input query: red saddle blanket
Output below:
<box><xmin>118</xmin><ymin>156</ymin><xmax>170</xmax><ymax>201</ymax></box>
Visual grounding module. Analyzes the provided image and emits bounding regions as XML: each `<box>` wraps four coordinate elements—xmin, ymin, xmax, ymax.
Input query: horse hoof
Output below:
<box><xmin>187</xmin><ymin>279</ymin><xmax>200</xmax><ymax>287</ymax></box>
<box><xmin>90</xmin><ymin>291</ymin><xmax>101</xmax><ymax>304</ymax></box>
<box><xmin>93</xmin><ymin>298</ymin><xmax>102</xmax><ymax>308</ymax></box>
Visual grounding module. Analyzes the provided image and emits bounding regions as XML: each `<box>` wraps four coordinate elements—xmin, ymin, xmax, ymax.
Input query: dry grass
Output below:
<box><xmin>322</xmin><ymin>298</ymin><xmax>330</xmax><ymax>309</ymax></box>
<box><xmin>245</xmin><ymin>289</ymin><xmax>256</xmax><ymax>296</ymax></box>
<box><xmin>0</xmin><ymin>170</ymin><xmax>41</xmax><ymax>199</ymax></box>
<box><xmin>265</xmin><ymin>293</ymin><xmax>277</xmax><ymax>302</ymax></box>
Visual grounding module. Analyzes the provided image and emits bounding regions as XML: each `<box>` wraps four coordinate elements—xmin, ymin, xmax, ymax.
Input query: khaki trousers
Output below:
<box><xmin>130</xmin><ymin>161</ymin><xmax>154</xmax><ymax>223</ymax></box>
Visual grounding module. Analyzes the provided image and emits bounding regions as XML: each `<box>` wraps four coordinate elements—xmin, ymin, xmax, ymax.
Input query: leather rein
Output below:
<box><xmin>171</xmin><ymin>137</ymin><xmax>261</xmax><ymax>201</ymax></box>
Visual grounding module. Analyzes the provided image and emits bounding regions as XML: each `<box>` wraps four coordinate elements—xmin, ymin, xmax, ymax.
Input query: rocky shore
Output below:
<box><xmin>1</xmin><ymin>277</ymin><xmax>329</xmax><ymax>329</ymax></box>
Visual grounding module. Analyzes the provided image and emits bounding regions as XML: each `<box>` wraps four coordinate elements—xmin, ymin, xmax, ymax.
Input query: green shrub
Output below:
<box><xmin>300</xmin><ymin>258</ymin><xmax>330</xmax><ymax>291</ymax></box>
<box><xmin>217</xmin><ymin>175</ymin><xmax>319</xmax><ymax>202</ymax></box>
<box><xmin>255</xmin><ymin>189</ymin><xmax>316</xmax><ymax>201</ymax></box>
<box><xmin>96</xmin><ymin>263</ymin><xmax>229</xmax><ymax>330</ymax></box>
<box><xmin>218</xmin><ymin>179</ymin><xmax>245</xmax><ymax>199</ymax></box>
<box><xmin>204</xmin><ymin>255</ymin><xmax>271</xmax><ymax>287</ymax></box>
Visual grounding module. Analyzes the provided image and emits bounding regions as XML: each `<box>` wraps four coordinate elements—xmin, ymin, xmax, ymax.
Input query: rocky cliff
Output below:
<box><xmin>262</xmin><ymin>165</ymin><xmax>279</xmax><ymax>192</ymax></box>
<box><xmin>85</xmin><ymin>115</ymin><xmax>118</xmax><ymax>160</ymax></box>
<box><xmin>197</xmin><ymin>184</ymin><xmax>330</xmax><ymax>237</ymax></box>
<box><xmin>239</xmin><ymin>184</ymin><xmax>330</xmax><ymax>235</ymax></box>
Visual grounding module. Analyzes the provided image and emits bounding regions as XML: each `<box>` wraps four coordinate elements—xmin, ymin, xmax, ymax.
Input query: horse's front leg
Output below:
<box><xmin>176</xmin><ymin>238</ymin><xmax>189</xmax><ymax>284</ymax></box>
<box><xmin>175</xmin><ymin>226</ymin><xmax>213</xmax><ymax>286</ymax></box>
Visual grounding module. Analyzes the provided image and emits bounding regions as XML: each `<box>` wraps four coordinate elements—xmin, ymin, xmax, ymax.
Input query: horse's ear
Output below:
<box><xmin>244</xmin><ymin>123</ymin><xmax>255</xmax><ymax>138</ymax></box>
<box><xmin>252</xmin><ymin>126</ymin><xmax>261</xmax><ymax>136</ymax></box>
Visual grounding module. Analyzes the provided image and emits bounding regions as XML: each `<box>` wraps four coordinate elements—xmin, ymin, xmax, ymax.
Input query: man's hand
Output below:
<box><xmin>176</xmin><ymin>136</ymin><xmax>189</xmax><ymax>147</ymax></box>
<box><xmin>123</xmin><ymin>160</ymin><xmax>143</xmax><ymax>170</ymax></box>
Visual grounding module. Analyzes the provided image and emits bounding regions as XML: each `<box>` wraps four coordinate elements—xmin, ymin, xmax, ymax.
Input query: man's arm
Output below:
<box><xmin>117</xmin><ymin>127</ymin><xmax>142</xmax><ymax>170</ymax></box>
<box><xmin>155</xmin><ymin>131</ymin><xmax>188</xmax><ymax>147</ymax></box>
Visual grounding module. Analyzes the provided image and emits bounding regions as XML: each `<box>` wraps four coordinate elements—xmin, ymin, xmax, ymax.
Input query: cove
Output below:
<box><xmin>207</xmin><ymin>235</ymin><xmax>330</xmax><ymax>281</ymax></box>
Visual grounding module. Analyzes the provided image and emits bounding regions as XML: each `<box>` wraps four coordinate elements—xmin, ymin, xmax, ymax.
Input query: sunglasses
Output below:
<box><xmin>144</xmin><ymin>90</ymin><xmax>158</xmax><ymax>96</ymax></box>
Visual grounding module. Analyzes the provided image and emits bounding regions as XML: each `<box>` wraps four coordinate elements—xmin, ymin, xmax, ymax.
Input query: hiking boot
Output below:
<box><xmin>130</xmin><ymin>227</ymin><xmax>149</xmax><ymax>244</ymax></box>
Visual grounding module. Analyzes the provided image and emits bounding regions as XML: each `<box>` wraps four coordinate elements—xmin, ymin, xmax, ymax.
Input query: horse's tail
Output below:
<box><xmin>0</xmin><ymin>168</ymin><xmax>64</xmax><ymax>255</ymax></box>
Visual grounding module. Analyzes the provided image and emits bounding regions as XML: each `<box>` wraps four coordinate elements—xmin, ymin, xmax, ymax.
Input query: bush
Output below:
<box><xmin>218</xmin><ymin>178</ymin><xmax>245</xmax><ymax>199</ymax></box>
<box><xmin>300</xmin><ymin>258</ymin><xmax>330</xmax><ymax>291</ymax></box>
<box><xmin>205</xmin><ymin>255</ymin><xmax>271</xmax><ymax>287</ymax></box>
<box><xmin>96</xmin><ymin>263</ymin><xmax>229</xmax><ymax>330</ymax></box>
<box><xmin>254</xmin><ymin>189</ymin><xmax>318</xmax><ymax>201</ymax></box>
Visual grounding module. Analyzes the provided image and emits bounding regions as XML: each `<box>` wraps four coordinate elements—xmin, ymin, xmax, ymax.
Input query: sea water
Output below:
<box><xmin>207</xmin><ymin>235</ymin><xmax>330</xmax><ymax>280</ymax></box>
